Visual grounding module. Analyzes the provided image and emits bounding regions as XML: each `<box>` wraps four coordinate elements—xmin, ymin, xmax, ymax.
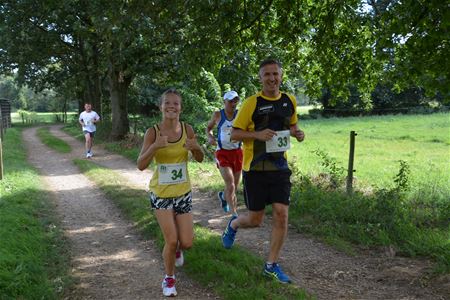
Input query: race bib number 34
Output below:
<box><xmin>266</xmin><ymin>130</ymin><xmax>291</xmax><ymax>153</ymax></box>
<box><xmin>158</xmin><ymin>163</ymin><xmax>187</xmax><ymax>185</ymax></box>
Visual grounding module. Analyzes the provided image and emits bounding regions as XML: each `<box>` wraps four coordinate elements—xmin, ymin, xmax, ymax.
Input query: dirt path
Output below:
<box><xmin>26</xmin><ymin>125</ymin><xmax>448</xmax><ymax>300</ymax></box>
<box><xmin>23</xmin><ymin>126</ymin><xmax>218</xmax><ymax>300</ymax></box>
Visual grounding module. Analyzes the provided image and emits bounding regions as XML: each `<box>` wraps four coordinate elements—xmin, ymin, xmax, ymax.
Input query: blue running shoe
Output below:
<box><xmin>263</xmin><ymin>263</ymin><xmax>292</xmax><ymax>284</ymax></box>
<box><xmin>218</xmin><ymin>191</ymin><xmax>230</xmax><ymax>212</ymax></box>
<box><xmin>222</xmin><ymin>215</ymin><xmax>237</xmax><ymax>249</ymax></box>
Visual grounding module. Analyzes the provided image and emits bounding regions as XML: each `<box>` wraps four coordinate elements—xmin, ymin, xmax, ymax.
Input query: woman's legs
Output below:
<box><xmin>155</xmin><ymin>209</ymin><xmax>178</xmax><ymax>276</ymax></box>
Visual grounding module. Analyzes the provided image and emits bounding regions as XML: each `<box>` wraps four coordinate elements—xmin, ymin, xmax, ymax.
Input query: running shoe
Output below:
<box><xmin>175</xmin><ymin>250</ymin><xmax>184</xmax><ymax>267</ymax></box>
<box><xmin>86</xmin><ymin>152</ymin><xmax>91</xmax><ymax>158</ymax></box>
<box><xmin>218</xmin><ymin>191</ymin><xmax>230</xmax><ymax>212</ymax></box>
<box><xmin>162</xmin><ymin>277</ymin><xmax>177</xmax><ymax>297</ymax></box>
<box><xmin>263</xmin><ymin>263</ymin><xmax>292</xmax><ymax>284</ymax></box>
<box><xmin>222</xmin><ymin>215</ymin><xmax>237</xmax><ymax>249</ymax></box>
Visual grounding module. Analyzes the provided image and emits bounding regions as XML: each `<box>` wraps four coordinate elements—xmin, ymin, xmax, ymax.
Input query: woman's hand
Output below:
<box><xmin>184</xmin><ymin>135</ymin><xmax>201</xmax><ymax>151</ymax></box>
<box><xmin>153</xmin><ymin>134</ymin><xmax>169</xmax><ymax>149</ymax></box>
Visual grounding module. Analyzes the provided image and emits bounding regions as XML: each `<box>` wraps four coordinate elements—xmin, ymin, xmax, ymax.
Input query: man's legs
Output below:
<box><xmin>222</xmin><ymin>209</ymin><xmax>264</xmax><ymax>249</ymax></box>
<box><xmin>230</xmin><ymin>209</ymin><xmax>264</xmax><ymax>230</ymax></box>
<box><xmin>233</xmin><ymin>170</ymin><xmax>241</xmax><ymax>213</ymax></box>
<box><xmin>84</xmin><ymin>132</ymin><xmax>92</xmax><ymax>153</ymax></box>
<box><xmin>89</xmin><ymin>136</ymin><xmax>94</xmax><ymax>153</ymax></box>
<box><xmin>219</xmin><ymin>166</ymin><xmax>239</xmax><ymax>215</ymax></box>
<box><xmin>263</xmin><ymin>172</ymin><xmax>292</xmax><ymax>284</ymax></box>
<box><xmin>267</xmin><ymin>202</ymin><xmax>289</xmax><ymax>263</ymax></box>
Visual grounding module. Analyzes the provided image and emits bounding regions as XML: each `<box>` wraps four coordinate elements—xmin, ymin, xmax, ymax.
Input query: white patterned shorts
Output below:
<box><xmin>149</xmin><ymin>191</ymin><xmax>192</xmax><ymax>214</ymax></box>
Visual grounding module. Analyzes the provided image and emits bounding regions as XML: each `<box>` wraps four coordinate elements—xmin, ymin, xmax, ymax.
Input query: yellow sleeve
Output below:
<box><xmin>288</xmin><ymin>94</ymin><xmax>298</xmax><ymax>125</ymax></box>
<box><xmin>233</xmin><ymin>95</ymin><xmax>257</xmax><ymax>130</ymax></box>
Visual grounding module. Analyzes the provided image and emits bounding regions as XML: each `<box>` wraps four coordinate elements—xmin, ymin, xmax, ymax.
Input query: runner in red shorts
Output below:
<box><xmin>206</xmin><ymin>90</ymin><xmax>243</xmax><ymax>216</ymax></box>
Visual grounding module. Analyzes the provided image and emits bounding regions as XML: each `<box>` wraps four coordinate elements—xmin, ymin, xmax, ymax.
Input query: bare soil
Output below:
<box><xmin>23</xmin><ymin>125</ymin><xmax>449</xmax><ymax>300</ymax></box>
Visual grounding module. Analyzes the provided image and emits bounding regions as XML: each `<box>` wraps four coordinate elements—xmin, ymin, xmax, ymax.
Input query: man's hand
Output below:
<box><xmin>207</xmin><ymin>135</ymin><xmax>217</xmax><ymax>146</ymax></box>
<box><xmin>290</xmin><ymin>127</ymin><xmax>305</xmax><ymax>142</ymax></box>
<box><xmin>255</xmin><ymin>129</ymin><xmax>277</xmax><ymax>141</ymax></box>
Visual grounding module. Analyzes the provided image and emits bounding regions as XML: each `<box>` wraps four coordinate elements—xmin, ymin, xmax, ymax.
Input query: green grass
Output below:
<box><xmin>294</xmin><ymin>113</ymin><xmax>449</xmax><ymax>201</ymax></box>
<box><xmin>62</xmin><ymin>123</ymin><xmax>85</xmax><ymax>140</ymax></box>
<box><xmin>288</xmin><ymin>177</ymin><xmax>450</xmax><ymax>272</ymax></box>
<box><xmin>297</xmin><ymin>105</ymin><xmax>321</xmax><ymax>115</ymax></box>
<box><xmin>37</xmin><ymin>127</ymin><xmax>72</xmax><ymax>153</ymax></box>
<box><xmin>11</xmin><ymin>111</ymin><xmax>78</xmax><ymax>124</ymax></box>
<box><xmin>284</xmin><ymin>113</ymin><xmax>450</xmax><ymax>273</ymax></box>
<box><xmin>0</xmin><ymin>127</ymin><xmax>72</xmax><ymax>299</ymax></box>
<box><xmin>73</xmin><ymin>159</ymin><xmax>311</xmax><ymax>300</ymax></box>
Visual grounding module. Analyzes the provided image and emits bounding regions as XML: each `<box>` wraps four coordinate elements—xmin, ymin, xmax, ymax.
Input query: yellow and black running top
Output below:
<box><xmin>233</xmin><ymin>91</ymin><xmax>298</xmax><ymax>172</ymax></box>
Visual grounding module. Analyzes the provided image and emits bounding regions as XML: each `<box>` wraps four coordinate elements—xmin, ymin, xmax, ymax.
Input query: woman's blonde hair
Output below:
<box><xmin>160</xmin><ymin>88</ymin><xmax>182</xmax><ymax>105</ymax></box>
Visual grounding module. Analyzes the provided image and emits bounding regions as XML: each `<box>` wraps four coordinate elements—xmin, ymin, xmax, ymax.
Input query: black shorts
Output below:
<box><xmin>83</xmin><ymin>130</ymin><xmax>95</xmax><ymax>137</ymax></box>
<box><xmin>242</xmin><ymin>170</ymin><xmax>292</xmax><ymax>211</ymax></box>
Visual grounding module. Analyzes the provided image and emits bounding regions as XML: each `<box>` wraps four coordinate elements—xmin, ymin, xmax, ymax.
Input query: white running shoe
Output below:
<box><xmin>162</xmin><ymin>277</ymin><xmax>177</xmax><ymax>297</ymax></box>
<box><xmin>175</xmin><ymin>250</ymin><xmax>184</xmax><ymax>267</ymax></box>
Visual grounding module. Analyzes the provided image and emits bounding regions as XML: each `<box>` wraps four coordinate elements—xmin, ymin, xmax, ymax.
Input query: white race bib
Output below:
<box><xmin>265</xmin><ymin>130</ymin><xmax>291</xmax><ymax>153</ymax></box>
<box><xmin>158</xmin><ymin>162</ymin><xmax>187</xmax><ymax>185</ymax></box>
<box><xmin>85</xmin><ymin>119</ymin><xmax>93</xmax><ymax>125</ymax></box>
<box><xmin>222</xmin><ymin>126</ymin><xmax>232</xmax><ymax>143</ymax></box>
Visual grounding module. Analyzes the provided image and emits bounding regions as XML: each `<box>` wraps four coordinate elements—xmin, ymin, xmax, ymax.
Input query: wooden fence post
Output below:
<box><xmin>346</xmin><ymin>131</ymin><xmax>357</xmax><ymax>194</ymax></box>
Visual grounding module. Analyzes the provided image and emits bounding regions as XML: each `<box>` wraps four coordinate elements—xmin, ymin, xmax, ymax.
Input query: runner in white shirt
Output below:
<box><xmin>79</xmin><ymin>103</ymin><xmax>100</xmax><ymax>158</ymax></box>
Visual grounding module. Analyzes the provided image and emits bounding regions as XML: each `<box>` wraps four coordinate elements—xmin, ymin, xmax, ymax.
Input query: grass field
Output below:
<box><xmin>294</xmin><ymin>113</ymin><xmax>449</xmax><ymax>199</ymax></box>
<box><xmin>191</xmin><ymin>112</ymin><xmax>449</xmax><ymax>200</ymax></box>
<box><xmin>11</xmin><ymin>111</ymin><xmax>78</xmax><ymax>124</ymax></box>
<box><xmin>297</xmin><ymin>105</ymin><xmax>319</xmax><ymax>115</ymax></box>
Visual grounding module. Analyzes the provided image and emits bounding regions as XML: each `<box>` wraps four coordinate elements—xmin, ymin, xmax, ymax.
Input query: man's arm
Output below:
<box><xmin>79</xmin><ymin>113</ymin><xmax>84</xmax><ymax>126</ymax></box>
<box><xmin>231</xmin><ymin>127</ymin><xmax>277</xmax><ymax>142</ymax></box>
<box><xmin>94</xmin><ymin>112</ymin><xmax>100</xmax><ymax>123</ymax></box>
<box><xmin>205</xmin><ymin>111</ymin><xmax>220</xmax><ymax>146</ymax></box>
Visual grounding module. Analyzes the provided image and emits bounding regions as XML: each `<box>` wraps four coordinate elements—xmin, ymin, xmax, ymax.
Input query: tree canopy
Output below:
<box><xmin>1</xmin><ymin>0</ymin><xmax>448</xmax><ymax>138</ymax></box>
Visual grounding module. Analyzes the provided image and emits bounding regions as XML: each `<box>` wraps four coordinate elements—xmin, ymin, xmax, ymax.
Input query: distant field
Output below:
<box><xmin>297</xmin><ymin>105</ymin><xmax>320</xmax><ymax>115</ymax></box>
<box><xmin>191</xmin><ymin>112</ymin><xmax>450</xmax><ymax>201</ymax></box>
<box><xmin>291</xmin><ymin>112</ymin><xmax>449</xmax><ymax>200</ymax></box>
<box><xmin>11</xmin><ymin>111</ymin><xmax>78</xmax><ymax>124</ymax></box>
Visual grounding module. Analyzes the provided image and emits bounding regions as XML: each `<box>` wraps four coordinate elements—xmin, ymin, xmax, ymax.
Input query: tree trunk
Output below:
<box><xmin>108</xmin><ymin>64</ymin><xmax>131</xmax><ymax>140</ymax></box>
<box><xmin>83</xmin><ymin>74</ymin><xmax>102</xmax><ymax>113</ymax></box>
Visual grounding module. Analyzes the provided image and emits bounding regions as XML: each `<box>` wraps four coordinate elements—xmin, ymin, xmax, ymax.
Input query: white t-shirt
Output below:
<box><xmin>79</xmin><ymin>111</ymin><xmax>100</xmax><ymax>132</ymax></box>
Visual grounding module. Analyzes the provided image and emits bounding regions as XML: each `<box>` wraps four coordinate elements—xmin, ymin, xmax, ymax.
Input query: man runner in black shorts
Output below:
<box><xmin>221</xmin><ymin>58</ymin><xmax>305</xmax><ymax>284</ymax></box>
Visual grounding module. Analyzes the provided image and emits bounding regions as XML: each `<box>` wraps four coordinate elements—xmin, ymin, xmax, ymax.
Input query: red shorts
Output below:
<box><xmin>215</xmin><ymin>148</ymin><xmax>243</xmax><ymax>173</ymax></box>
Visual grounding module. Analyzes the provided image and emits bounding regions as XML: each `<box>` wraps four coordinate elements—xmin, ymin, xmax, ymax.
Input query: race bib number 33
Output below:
<box><xmin>158</xmin><ymin>163</ymin><xmax>187</xmax><ymax>185</ymax></box>
<box><xmin>266</xmin><ymin>130</ymin><xmax>291</xmax><ymax>153</ymax></box>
